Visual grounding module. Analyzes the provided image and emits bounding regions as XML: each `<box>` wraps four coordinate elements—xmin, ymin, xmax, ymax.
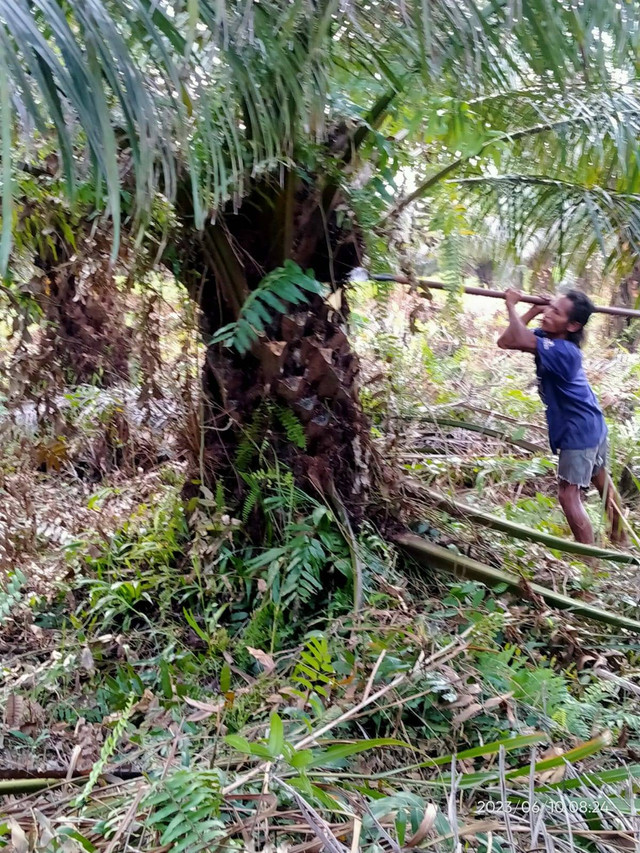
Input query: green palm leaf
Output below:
<box><xmin>3</xmin><ymin>0</ymin><xmax>640</xmax><ymax>275</ymax></box>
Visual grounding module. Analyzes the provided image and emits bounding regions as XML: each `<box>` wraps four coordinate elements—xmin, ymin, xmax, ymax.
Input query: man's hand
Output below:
<box><xmin>497</xmin><ymin>286</ymin><xmax>539</xmax><ymax>353</ymax></box>
<box><xmin>529</xmin><ymin>291</ymin><xmax>552</xmax><ymax>316</ymax></box>
<box><xmin>504</xmin><ymin>287</ymin><xmax>522</xmax><ymax>309</ymax></box>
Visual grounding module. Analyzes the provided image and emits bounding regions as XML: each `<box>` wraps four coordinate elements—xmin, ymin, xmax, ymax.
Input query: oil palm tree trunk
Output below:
<box><xmin>173</xmin><ymin>171</ymin><xmax>373</xmax><ymax>523</ymax></box>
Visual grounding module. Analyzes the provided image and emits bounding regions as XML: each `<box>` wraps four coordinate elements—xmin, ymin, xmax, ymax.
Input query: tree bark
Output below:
<box><xmin>173</xmin><ymin>173</ymin><xmax>375</xmax><ymax>525</ymax></box>
<box><xmin>32</xmin><ymin>230</ymin><xmax>132</xmax><ymax>387</ymax></box>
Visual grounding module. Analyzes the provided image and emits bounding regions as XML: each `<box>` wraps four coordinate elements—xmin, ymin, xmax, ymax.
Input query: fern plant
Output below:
<box><xmin>144</xmin><ymin>769</ymin><xmax>225</xmax><ymax>853</ymax></box>
<box><xmin>235</xmin><ymin>402</ymin><xmax>271</xmax><ymax>472</ymax></box>
<box><xmin>565</xmin><ymin>678</ymin><xmax>640</xmax><ymax>741</ymax></box>
<box><xmin>210</xmin><ymin>261</ymin><xmax>326</xmax><ymax>355</ymax></box>
<box><xmin>247</xmin><ymin>507</ymin><xmax>348</xmax><ymax>609</ymax></box>
<box><xmin>246</xmin><ymin>526</ymin><xmax>323</xmax><ymax>607</ymax></box>
<box><xmin>0</xmin><ymin>569</ymin><xmax>26</xmax><ymax>626</ymax></box>
<box><xmin>440</xmin><ymin>229</ymin><xmax>465</xmax><ymax>297</ymax></box>
<box><xmin>292</xmin><ymin>634</ymin><xmax>335</xmax><ymax>698</ymax></box>
<box><xmin>273</xmin><ymin>522</ymin><xmax>325</xmax><ymax>605</ymax></box>
<box><xmin>275</xmin><ymin>405</ymin><xmax>306</xmax><ymax>449</ymax></box>
<box><xmin>475</xmin><ymin>647</ymin><xmax>640</xmax><ymax>741</ymax></box>
<box><xmin>73</xmin><ymin>692</ymin><xmax>136</xmax><ymax>807</ymax></box>
<box><xmin>241</xmin><ymin>470</ymin><xmax>268</xmax><ymax>524</ymax></box>
<box><xmin>235</xmin><ymin>403</ymin><xmax>306</xmax><ymax>475</ymax></box>
<box><xmin>241</xmin><ymin>468</ymin><xmax>297</xmax><ymax>525</ymax></box>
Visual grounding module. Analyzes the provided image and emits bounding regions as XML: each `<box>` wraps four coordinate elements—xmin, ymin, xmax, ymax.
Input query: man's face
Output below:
<box><xmin>540</xmin><ymin>296</ymin><xmax>579</xmax><ymax>337</ymax></box>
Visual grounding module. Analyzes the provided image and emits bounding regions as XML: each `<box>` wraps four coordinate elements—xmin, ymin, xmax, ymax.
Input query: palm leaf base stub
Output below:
<box><xmin>185</xmin><ymin>294</ymin><xmax>374</xmax><ymax>533</ymax></box>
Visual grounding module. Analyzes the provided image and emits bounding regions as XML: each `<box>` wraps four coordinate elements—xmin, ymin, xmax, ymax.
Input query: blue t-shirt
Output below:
<box><xmin>533</xmin><ymin>329</ymin><xmax>606</xmax><ymax>451</ymax></box>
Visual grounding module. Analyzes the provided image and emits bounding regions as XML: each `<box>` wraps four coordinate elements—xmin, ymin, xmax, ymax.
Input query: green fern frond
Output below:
<box><xmin>281</xmin><ymin>561</ymin><xmax>322</xmax><ymax>603</ymax></box>
<box><xmin>242</xmin><ymin>477</ymin><xmax>262</xmax><ymax>524</ymax></box>
<box><xmin>235</xmin><ymin>402</ymin><xmax>271</xmax><ymax>472</ymax></box>
<box><xmin>440</xmin><ymin>230</ymin><xmax>465</xmax><ymax>299</ymax></box>
<box><xmin>292</xmin><ymin>635</ymin><xmax>334</xmax><ymax>697</ymax></box>
<box><xmin>582</xmin><ymin>679</ymin><xmax>618</xmax><ymax>705</ymax></box>
<box><xmin>0</xmin><ymin>569</ymin><xmax>26</xmax><ymax>626</ymax></box>
<box><xmin>145</xmin><ymin>769</ymin><xmax>224</xmax><ymax>853</ymax></box>
<box><xmin>73</xmin><ymin>692</ymin><xmax>136</xmax><ymax>807</ymax></box>
<box><xmin>215</xmin><ymin>481</ymin><xmax>225</xmax><ymax>511</ymax></box>
<box><xmin>235</xmin><ymin>437</ymin><xmax>257</xmax><ymax>473</ymax></box>
<box><xmin>276</xmin><ymin>406</ymin><xmax>306</xmax><ymax>449</ymax></box>
<box><xmin>240</xmin><ymin>466</ymin><xmax>296</xmax><ymax>523</ymax></box>
<box><xmin>617</xmin><ymin>712</ymin><xmax>640</xmax><ymax>733</ymax></box>
<box><xmin>551</xmin><ymin>708</ymin><xmax>568</xmax><ymax>731</ymax></box>
<box><xmin>211</xmin><ymin>261</ymin><xmax>326</xmax><ymax>355</ymax></box>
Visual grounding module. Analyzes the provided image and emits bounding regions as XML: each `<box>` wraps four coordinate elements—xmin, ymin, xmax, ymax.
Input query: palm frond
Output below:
<box><xmin>393</xmin><ymin>83</ymin><xmax>640</xmax><ymax>213</ymax></box>
<box><xmin>211</xmin><ymin>261</ymin><xmax>325</xmax><ymax>354</ymax></box>
<box><xmin>3</xmin><ymin>0</ymin><xmax>640</xmax><ymax>274</ymax></box>
<box><xmin>387</xmin><ymin>77</ymin><xmax>640</xmax><ymax>276</ymax></box>
<box><xmin>454</xmin><ymin>174</ymin><xmax>640</xmax><ymax>275</ymax></box>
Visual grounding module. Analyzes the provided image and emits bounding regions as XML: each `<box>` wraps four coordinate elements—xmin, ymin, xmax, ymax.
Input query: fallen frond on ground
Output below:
<box><xmin>398</xmin><ymin>533</ymin><xmax>640</xmax><ymax>633</ymax></box>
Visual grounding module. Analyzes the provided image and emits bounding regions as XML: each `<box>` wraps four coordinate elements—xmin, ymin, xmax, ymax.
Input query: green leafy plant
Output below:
<box><xmin>211</xmin><ymin>262</ymin><xmax>326</xmax><ymax>355</ymax></box>
<box><xmin>235</xmin><ymin>403</ymin><xmax>271</xmax><ymax>472</ymax></box>
<box><xmin>144</xmin><ymin>770</ymin><xmax>224</xmax><ymax>853</ymax></box>
<box><xmin>275</xmin><ymin>405</ymin><xmax>306</xmax><ymax>449</ymax></box>
<box><xmin>74</xmin><ymin>492</ymin><xmax>190</xmax><ymax>631</ymax></box>
<box><xmin>73</xmin><ymin>693</ymin><xmax>136</xmax><ymax>807</ymax></box>
<box><xmin>474</xmin><ymin>647</ymin><xmax>635</xmax><ymax>739</ymax></box>
<box><xmin>225</xmin><ymin>711</ymin><xmax>407</xmax><ymax>772</ymax></box>
<box><xmin>292</xmin><ymin>634</ymin><xmax>335</xmax><ymax>698</ymax></box>
<box><xmin>240</xmin><ymin>467</ymin><xmax>296</xmax><ymax>524</ymax></box>
<box><xmin>247</xmin><ymin>507</ymin><xmax>348</xmax><ymax>610</ymax></box>
<box><xmin>0</xmin><ymin>569</ymin><xmax>26</xmax><ymax>626</ymax></box>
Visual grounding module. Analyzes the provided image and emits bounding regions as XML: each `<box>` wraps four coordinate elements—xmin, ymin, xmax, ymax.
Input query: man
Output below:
<box><xmin>497</xmin><ymin>288</ymin><xmax>625</xmax><ymax>546</ymax></box>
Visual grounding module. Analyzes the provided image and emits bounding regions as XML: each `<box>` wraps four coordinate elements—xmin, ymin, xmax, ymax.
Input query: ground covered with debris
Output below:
<box><xmin>2</xmin><ymin>286</ymin><xmax>640</xmax><ymax>852</ymax></box>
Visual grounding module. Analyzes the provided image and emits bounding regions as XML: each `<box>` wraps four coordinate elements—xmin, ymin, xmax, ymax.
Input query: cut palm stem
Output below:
<box><xmin>417</xmin><ymin>486</ymin><xmax>639</xmax><ymax>564</ymax></box>
<box><xmin>398</xmin><ymin>533</ymin><xmax>640</xmax><ymax>632</ymax></box>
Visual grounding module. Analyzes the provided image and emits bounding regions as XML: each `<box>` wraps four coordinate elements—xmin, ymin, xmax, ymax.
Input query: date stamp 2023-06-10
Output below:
<box><xmin>475</xmin><ymin>799</ymin><xmax>615</xmax><ymax>816</ymax></box>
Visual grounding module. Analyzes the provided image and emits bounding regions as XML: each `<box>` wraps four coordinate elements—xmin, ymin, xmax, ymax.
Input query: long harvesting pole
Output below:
<box><xmin>371</xmin><ymin>274</ymin><xmax>640</xmax><ymax>320</ymax></box>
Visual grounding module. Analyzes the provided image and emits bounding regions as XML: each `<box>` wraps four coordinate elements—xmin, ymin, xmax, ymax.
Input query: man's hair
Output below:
<box><xmin>565</xmin><ymin>289</ymin><xmax>595</xmax><ymax>346</ymax></box>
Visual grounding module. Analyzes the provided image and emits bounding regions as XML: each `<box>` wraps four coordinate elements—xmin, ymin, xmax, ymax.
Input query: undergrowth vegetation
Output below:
<box><xmin>3</xmin><ymin>281</ymin><xmax>640</xmax><ymax>851</ymax></box>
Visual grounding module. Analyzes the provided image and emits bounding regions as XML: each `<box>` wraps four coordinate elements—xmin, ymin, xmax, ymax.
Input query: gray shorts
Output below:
<box><xmin>558</xmin><ymin>434</ymin><xmax>607</xmax><ymax>489</ymax></box>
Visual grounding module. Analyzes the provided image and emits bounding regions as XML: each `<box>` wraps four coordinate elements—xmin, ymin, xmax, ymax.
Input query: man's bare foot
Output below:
<box><xmin>610</xmin><ymin>527</ymin><xmax>629</xmax><ymax>548</ymax></box>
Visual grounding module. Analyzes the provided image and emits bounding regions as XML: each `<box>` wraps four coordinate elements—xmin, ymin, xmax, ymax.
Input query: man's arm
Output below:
<box><xmin>497</xmin><ymin>289</ymin><xmax>544</xmax><ymax>353</ymax></box>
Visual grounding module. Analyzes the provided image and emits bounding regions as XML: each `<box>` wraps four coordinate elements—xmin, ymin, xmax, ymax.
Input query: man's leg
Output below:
<box><xmin>558</xmin><ymin>481</ymin><xmax>595</xmax><ymax>544</ymax></box>
<box><xmin>591</xmin><ymin>467</ymin><xmax>627</xmax><ymax>545</ymax></box>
